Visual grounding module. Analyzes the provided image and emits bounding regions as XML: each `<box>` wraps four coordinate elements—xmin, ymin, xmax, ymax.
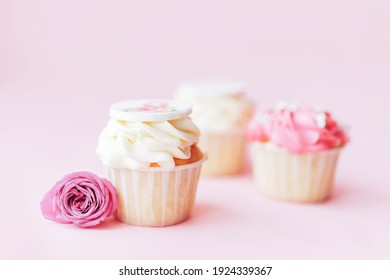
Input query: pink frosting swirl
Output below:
<box><xmin>247</xmin><ymin>106</ymin><xmax>349</xmax><ymax>153</ymax></box>
<box><xmin>41</xmin><ymin>172</ymin><xmax>118</xmax><ymax>227</ymax></box>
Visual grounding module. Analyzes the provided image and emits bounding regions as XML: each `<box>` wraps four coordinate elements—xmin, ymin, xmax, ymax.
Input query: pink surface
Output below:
<box><xmin>1</xmin><ymin>0</ymin><xmax>389</xmax><ymax>259</ymax></box>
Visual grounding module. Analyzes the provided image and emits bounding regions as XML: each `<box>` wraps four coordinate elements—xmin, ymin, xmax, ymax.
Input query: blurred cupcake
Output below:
<box><xmin>96</xmin><ymin>100</ymin><xmax>205</xmax><ymax>226</ymax></box>
<box><xmin>175</xmin><ymin>81</ymin><xmax>253</xmax><ymax>175</ymax></box>
<box><xmin>247</xmin><ymin>104</ymin><xmax>349</xmax><ymax>203</ymax></box>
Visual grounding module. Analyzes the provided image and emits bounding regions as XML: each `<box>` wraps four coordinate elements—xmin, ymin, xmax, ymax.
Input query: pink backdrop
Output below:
<box><xmin>1</xmin><ymin>0</ymin><xmax>389</xmax><ymax>259</ymax></box>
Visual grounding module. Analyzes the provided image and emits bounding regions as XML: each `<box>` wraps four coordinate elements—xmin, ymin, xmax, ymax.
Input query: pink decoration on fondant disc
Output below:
<box><xmin>126</xmin><ymin>101</ymin><xmax>173</xmax><ymax>113</ymax></box>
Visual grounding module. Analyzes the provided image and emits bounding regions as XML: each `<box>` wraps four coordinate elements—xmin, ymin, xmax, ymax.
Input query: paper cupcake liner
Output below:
<box><xmin>250</xmin><ymin>142</ymin><xmax>341</xmax><ymax>203</ymax></box>
<box><xmin>104</xmin><ymin>158</ymin><xmax>205</xmax><ymax>227</ymax></box>
<box><xmin>200</xmin><ymin>130</ymin><xmax>246</xmax><ymax>176</ymax></box>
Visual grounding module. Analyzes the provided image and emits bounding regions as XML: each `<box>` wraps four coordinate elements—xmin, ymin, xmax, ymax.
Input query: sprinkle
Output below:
<box><xmin>290</xmin><ymin>103</ymin><xmax>299</xmax><ymax>112</ymax></box>
<box><xmin>315</xmin><ymin>113</ymin><xmax>327</xmax><ymax>128</ymax></box>
<box><xmin>275</xmin><ymin>102</ymin><xmax>287</xmax><ymax>111</ymax></box>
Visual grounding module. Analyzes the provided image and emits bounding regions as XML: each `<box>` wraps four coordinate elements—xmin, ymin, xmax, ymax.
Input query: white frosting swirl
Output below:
<box><xmin>96</xmin><ymin>117</ymin><xmax>200</xmax><ymax>169</ymax></box>
<box><xmin>175</xmin><ymin>87</ymin><xmax>253</xmax><ymax>132</ymax></box>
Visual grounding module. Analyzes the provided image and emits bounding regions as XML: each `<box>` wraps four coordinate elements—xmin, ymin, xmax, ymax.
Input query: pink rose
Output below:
<box><xmin>41</xmin><ymin>172</ymin><xmax>118</xmax><ymax>228</ymax></box>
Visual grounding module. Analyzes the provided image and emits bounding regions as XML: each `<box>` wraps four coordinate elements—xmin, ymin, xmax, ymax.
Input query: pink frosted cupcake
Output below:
<box><xmin>247</xmin><ymin>104</ymin><xmax>349</xmax><ymax>203</ymax></box>
<box><xmin>96</xmin><ymin>100</ymin><xmax>206</xmax><ymax>226</ymax></box>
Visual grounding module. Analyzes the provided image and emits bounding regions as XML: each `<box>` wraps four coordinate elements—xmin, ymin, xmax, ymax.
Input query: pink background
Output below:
<box><xmin>1</xmin><ymin>0</ymin><xmax>389</xmax><ymax>259</ymax></box>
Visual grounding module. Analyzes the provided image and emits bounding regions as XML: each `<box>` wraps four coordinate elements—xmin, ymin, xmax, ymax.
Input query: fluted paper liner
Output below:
<box><xmin>250</xmin><ymin>142</ymin><xmax>342</xmax><ymax>203</ymax></box>
<box><xmin>104</xmin><ymin>158</ymin><xmax>205</xmax><ymax>227</ymax></box>
<box><xmin>200</xmin><ymin>130</ymin><xmax>246</xmax><ymax>176</ymax></box>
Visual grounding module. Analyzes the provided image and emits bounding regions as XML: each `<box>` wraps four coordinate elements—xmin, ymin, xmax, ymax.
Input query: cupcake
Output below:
<box><xmin>247</xmin><ymin>104</ymin><xmax>349</xmax><ymax>203</ymax></box>
<box><xmin>175</xmin><ymin>81</ymin><xmax>253</xmax><ymax>175</ymax></box>
<box><xmin>96</xmin><ymin>100</ymin><xmax>206</xmax><ymax>226</ymax></box>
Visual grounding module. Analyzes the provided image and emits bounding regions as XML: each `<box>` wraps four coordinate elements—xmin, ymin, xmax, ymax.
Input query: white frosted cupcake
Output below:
<box><xmin>247</xmin><ymin>104</ymin><xmax>349</xmax><ymax>203</ymax></box>
<box><xmin>175</xmin><ymin>81</ymin><xmax>253</xmax><ymax>176</ymax></box>
<box><xmin>96</xmin><ymin>100</ymin><xmax>205</xmax><ymax>226</ymax></box>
